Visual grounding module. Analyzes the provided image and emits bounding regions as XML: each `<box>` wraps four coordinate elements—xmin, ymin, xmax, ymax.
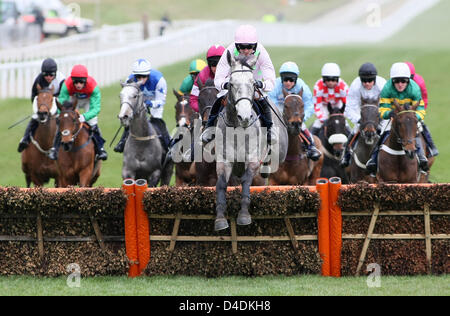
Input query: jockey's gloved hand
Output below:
<box><xmin>388</xmin><ymin>111</ymin><xmax>395</xmax><ymax>119</ymax></box>
<box><xmin>79</xmin><ymin>115</ymin><xmax>86</xmax><ymax>123</ymax></box>
<box><xmin>254</xmin><ymin>81</ymin><xmax>264</xmax><ymax>89</ymax></box>
<box><xmin>144</xmin><ymin>100</ymin><xmax>153</xmax><ymax>108</ymax></box>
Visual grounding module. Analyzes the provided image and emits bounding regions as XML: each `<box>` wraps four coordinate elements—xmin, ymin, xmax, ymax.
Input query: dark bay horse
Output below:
<box><xmin>317</xmin><ymin>103</ymin><xmax>350</xmax><ymax>183</ymax></box>
<box><xmin>119</xmin><ymin>82</ymin><xmax>173</xmax><ymax>186</ymax></box>
<box><xmin>56</xmin><ymin>100</ymin><xmax>101</xmax><ymax>187</ymax></box>
<box><xmin>213</xmin><ymin>52</ymin><xmax>288</xmax><ymax>230</ymax></box>
<box><xmin>196</xmin><ymin>78</ymin><xmax>220</xmax><ymax>186</ymax></box>
<box><xmin>378</xmin><ymin>101</ymin><xmax>434</xmax><ymax>183</ymax></box>
<box><xmin>173</xmin><ymin>89</ymin><xmax>198</xmax><ymax>186</ymax></box>
<box><xmin>21</xmin><ymin>86</ymin><xmax>59</xmax><ymax>187</ymax></box>
<box><xmin>349</xmin><ymin>98</ymin><xmax>380</xmax><ymax>183</ymax></box>
<box><xmin>270</xmin><ymin>89</ymin><xmax>323</xmax><ymax>185</ymax></box>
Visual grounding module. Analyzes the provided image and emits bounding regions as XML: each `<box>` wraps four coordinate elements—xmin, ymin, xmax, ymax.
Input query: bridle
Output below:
<box><xmin>359</xmin><ymin>104</ymin><xmax>379</xmax><ymax>138</ymax></box>
<box><xmin>120</xmin><ymin>84</ymin><xmax>145</xmax><ymax>117</ymax></box>
<box><xmin>324</xmin><ymin>112</ymin><xmax>346</xmax><ymax>140</ymax></box>
<box><xmin>228</xmin><ymin>69</ymin><xmax>255</xmax><ymax>107</ymax></box>
<box><xmin>199</xmin><ymin>86</ymin><xmax>218</xmax><ymax>124</ymax></box>
<box><xmin>59</xmin><ymin>109</ymin><xmax>86</xmax><ymax>147</ymax></box>
<box><xmin>390</xmin><ymin>110</ymin><xmax>418</xmax><ymax>147</ymax></box>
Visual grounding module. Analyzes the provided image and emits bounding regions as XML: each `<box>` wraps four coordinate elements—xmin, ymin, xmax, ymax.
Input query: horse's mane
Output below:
<box><xmin>234</xmin><ymin>54</ymin><xmax>254</xmax><ymax>70</ymax></box>
<box><xmin>204</xmin><ymin>78</ymin><xmax>215</xmax><ymax>87</ymax></box>
<box><xmin>61</xmin><ymin>101</ymin><xmax>74</xmax><ymax>110</ymax></box>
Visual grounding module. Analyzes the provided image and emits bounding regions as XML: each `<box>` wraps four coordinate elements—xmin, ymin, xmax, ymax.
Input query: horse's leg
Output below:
<box><xmin>160</xmin><ymin>160</ymin><xmax>174</xmax><ymax>186</ymax></box>
<box><xmin>79</xmin><ymin>166</ymin><xmax>94</xmax><ymax>187</ymax></box>
<box><xmin>148</xmin><ymin>170</ymin><xmax>161</xmax><ymax>187</ymax></box>
<box><xmin>237</xmin><ymin>163</ymin><xmax>258</xmax><ymax>226</ymax></box>
<box><xmin>215</xmin><ymin>162</ymin><xmax>232</xmax><ymax>231</ymax></box>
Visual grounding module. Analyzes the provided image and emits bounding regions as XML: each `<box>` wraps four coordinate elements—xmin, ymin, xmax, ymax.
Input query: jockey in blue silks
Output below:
<box><xmin>114</xmin><ymin>58</ymin><xmax>171</xmax><ymax>154</ymax></box>
<box><xmin>268</xmin><ymin>61</ymin><xmax>321</xmax><ymax>161</ymax></box>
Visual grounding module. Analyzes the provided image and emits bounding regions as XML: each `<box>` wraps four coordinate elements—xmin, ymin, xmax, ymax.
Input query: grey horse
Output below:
<box><xmin>118</xmin><ymin>82</ymin><xmax>173</xmax><ymax>186</ymax></box>
<box><xmin>213</xmin><ymin>52</ymin><xmax>288</xmax><ymax>231</ymax></box>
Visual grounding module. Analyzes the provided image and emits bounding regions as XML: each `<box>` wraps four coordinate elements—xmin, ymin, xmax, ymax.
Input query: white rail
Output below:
<box><xmin>0</xmin><ymin>20</ymin><xmax>209</xmax><ymax>64</ymax></box>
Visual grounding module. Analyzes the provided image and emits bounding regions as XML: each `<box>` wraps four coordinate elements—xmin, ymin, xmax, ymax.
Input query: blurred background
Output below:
<box><xmin>0</xmin><ymin>0</ymin><xmax>448</xmax><ymax>186</ymax></box>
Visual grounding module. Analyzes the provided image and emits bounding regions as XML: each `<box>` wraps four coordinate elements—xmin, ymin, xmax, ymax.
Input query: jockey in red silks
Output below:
<box><xmin>189</xmin><ymin>44</ymin><xmax>226</xmax><ymax>113</ymax></box>
<box><xmin>405</xmin><ymin>61</ymin><xmax>438</xmax><ymax>157</ymax></box>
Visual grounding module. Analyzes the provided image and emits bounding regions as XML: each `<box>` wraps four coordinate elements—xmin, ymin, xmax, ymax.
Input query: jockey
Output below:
<box><xmin>48</xmin><ymin>64</ymin><xmax>108</xmax><ymax>161</ymax></box>
<box><xmin>340</xmin><ymin>62</ymin><xmax>387</xmax><ymax>167</ymax></box>
<box><xmin>18</xmin><ymin>58</ymin><xmax>65</xmax><ymax>153</ymax></box>
<box><xmin>268</xmin><ymin>61</ymin><xmax>321</xmax><ymax>161</ymax></box>
<box><xmin>114</xmin><ymin>58</ymin><xmax>170</xmax><ymax>154</ymax></box>
<box><xmin>178</xmin><ymin>59</ymin><xmax>207</xmax><ymax>95</ymax></box>
<box><xmin>311</xmin><ymin>63</ymin><xmax>349</xmax><ymax>136</ymax></box>
<box><xmin>190</xmin><ymin>44</ymin><xmax>226</xmax><ymax>113</ymax></box>
<box><xmin>366</xmin><ymin>62</ymin><xmax>428</xmax><ymax>176</ymax></box>
<box><xmin>405</xmin><ymin>61</ymin><xmax>438</xmax><ymax>157</ymax></box>
<box><xmin>201</xmin><ymin>24</ymin><xmax>277</xmax><ymax>146</ymax></box>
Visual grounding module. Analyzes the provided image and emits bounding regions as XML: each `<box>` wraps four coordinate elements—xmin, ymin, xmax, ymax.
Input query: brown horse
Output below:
<box><xmin>55</xmin><ymin>100</ymin><xmax>101</xmax><ymax>187</ymax></box>
<box><xmin>21</xmin><ymin>86</ymin><xmax>59</xmax><ymax>187</ymax></box>
<box><xmin>195</xmin><ymin>78</ymin><xmax>221</xmax><ymax>186</ymax></box>
<box><xmin>270</xmin><ymin>89</ymin><xmax>323</xmax><ymax>185</ymax></box>
<box><xmin>173</xmin><ymin>89</ymin><xmax>198</xmax><ymax>186</ymax></box>
<box><xmin>378</xmin><ymin>101</ymin><xmax>434</xmax><ymax>183</ymax></box>
<box><xmin>348</xmin><ymin>98</ymin><xmax>380</xmax><ymax>183</ymax></box>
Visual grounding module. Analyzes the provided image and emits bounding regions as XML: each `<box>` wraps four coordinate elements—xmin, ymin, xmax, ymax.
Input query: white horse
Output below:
<box><xmin>118</xmin><ymin>82</ymin><xmax>173</xmax><ymax>186</ymax></box>
<box><xmin>213</xmin><ymin>52</ymin><xmax>288</xmax><ymax>230</ymax></box>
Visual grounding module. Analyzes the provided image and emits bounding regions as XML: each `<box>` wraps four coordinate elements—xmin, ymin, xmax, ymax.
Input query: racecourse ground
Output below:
<box><xmin>1</xmin><ymin>275</ymin><xmax>449</xmax><ymax>296</ymax></box>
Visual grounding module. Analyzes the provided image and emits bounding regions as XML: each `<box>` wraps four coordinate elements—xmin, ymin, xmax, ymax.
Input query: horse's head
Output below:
<box><xmin>360</xmin><ymin>97</ymin><xmax>380</xmax><ymax>145</ymax></box>
<box><xmin>34</xmin><ymin>85</ymin><xmax>56</xmax><ymax>123</ymax></box>
<box><xmin>118</xmin><ymin>82</ymin><xmax>144</xmax><ymax>127</ymax></box>
<box><xmin>198</xmin><ymin>78</ymin><xmax>218</xmax><ymax>123</ymax></box>
<box><xmin>227</xmin><ymin>51</ymin><xmax>257</xmax><ymax>128</ymax></box>
<box><xmin>392</xmin><ymin>100</ymin><xmax>420</xmax><ymax>159</ymax></box>
<box><xmin>283</xmin><ymin>88</ymin><xmax>304</xmax><ymax>135</ymax></box>
<box><xmin>56</xmin><ymin>99</ymin><xmax>80</xmax><ymax>152</ymax></box>
<box><xmin>325</xmin><ymin>103</ymin><xmax>348</xmax><ymax>158</ymax></box>
<box><xmin>173</xmin><ymin>89</ymin><xmax>195</xmax><ymax>128</ymax></box>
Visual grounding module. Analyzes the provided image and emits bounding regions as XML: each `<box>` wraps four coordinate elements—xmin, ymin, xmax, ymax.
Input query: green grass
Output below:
<box><xmin>63</xmin><ymin>0</ymin><xmax>350</xmax><ymax>26</ymax></box>
<box><xmin>1</xmin><ymin>275</ymin><xmax>449</xmax><ymax>296</ymax></box>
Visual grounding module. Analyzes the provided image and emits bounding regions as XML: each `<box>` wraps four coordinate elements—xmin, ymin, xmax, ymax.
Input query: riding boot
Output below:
<box><xmin>415</xmin><ymin>136</ymin><xmax>429</xmax><ymax>172</ymax></box>
<box><xmin>301</xmin><ymin>128</ymin><xmax>321</xmax><ymax>162</ymax></box>
<box><xmin>421</xmin><ymin>123</ymin><xmax>439</xmax><ymax>157</ymax></box>
<box><xmin>48</xmin><ymin>131</ymin><xmax>61</xmax><ymax>161</ymax></box>
<box><xmin>18</xmin><ymin>118</ymin><xmax>39</xmax><ymax>152</ymax></box>
<box><xmin>340</xmin><ymin>131</ymin><xmax>358</xmax><ymax>168</ymax></box>
<box><xmin>113</xmin><ymin>127</ymin><xmax>129</xmax><ymax>153</ymax></box>
<box><xmin>91</xmin><ymin>125</ymin><xmax>108</xmax><ymax>161</ymax></box>
<box><xmin>201</xmin><ymin>96</ymin><xmax>223</xmax><ymax>144</ymax></box>
<box><xmin>366</xmin><ymin>131</ymin><xmax>389</xmax><ymax>176</ymax></box>
<box><xmin>257</xmin><ymin>98</ymin><xmax>276</xmax><ymax>146</ymax></box>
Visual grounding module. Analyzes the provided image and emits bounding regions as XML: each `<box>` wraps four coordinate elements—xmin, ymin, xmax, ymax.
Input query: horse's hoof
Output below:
<box><xmin>214</xmin><ymin>218</ymin><xmax>229</xmax><ymax>231</ymax></box>
<box><xmin>237</xmin><ymin>213</ymin><xmax>252</xmax><ymax>226</ymax></box>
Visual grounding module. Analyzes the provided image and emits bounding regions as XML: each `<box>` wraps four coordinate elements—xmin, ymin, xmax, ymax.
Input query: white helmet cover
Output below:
<box><xmin>132</xmin><ymin>59</ymin><xmax>151</xmax><ymax>75</ymax></box>
<box><xmin>390</xmin><ymin>62</ymin><xmax>411</xmax><ymax>79</ymax></box>
<box><xmin>321</xmin><ymin>63</ymin><xmax>341</xmax><ymax>77</ymax></box>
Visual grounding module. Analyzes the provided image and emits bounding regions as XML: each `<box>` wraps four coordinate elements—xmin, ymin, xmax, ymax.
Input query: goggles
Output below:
<box><xmin>235</xmin><ymin>43</ymin><xmax>257</xmax><ymax>51</ymax></box>
<box><xmin>135</xmin><ymin>74</ymin><xmax>149</xmax><ymax>80</ymax></box>
<box><xmin>282</xmin><ymin>77</ymin><xmax>296</xmax><ymax>83</ymax></box>
<box><xmin>323</xmin><ymin>76</ymin><xmax>339</xmax><ymax>82</ymax></box>
<box><xmin>72</xmin><ymin>78</ymin><xmax>87</xmax><ymax>84</ymax></box>
<box><xmin>361</xmin><ymin>77</ymin><xmax>376</xmax><ymax>83</ymax></box>
<box><xmin>43</xmin><ymin>72</ymin><xmax>56</xmax><ymax>77</ymax></box>
<box><xmin>393</xmin><ymin>78</ymin><xmax>409</xmax><ymax>84</ymax></box>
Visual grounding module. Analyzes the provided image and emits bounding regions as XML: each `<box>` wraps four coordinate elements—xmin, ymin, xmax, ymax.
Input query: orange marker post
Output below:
<box><xmin>122</xmin><ymin>179</ymin><xmax>139</xmax><ymax>277</ymax></box>
<box><xmin>329</xmin><ymin>177</ymin><xmax>343</xmax><ymax>277</ymax></box>
<box><xmin>135</xmin><ymin>179</ymin><xmax>150</xmax><ymax>275</ymax></box>
<box><xmin>316</xmin><ymin>178</ymin><xmax>331</xmax><ymax>276</ymax></box>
